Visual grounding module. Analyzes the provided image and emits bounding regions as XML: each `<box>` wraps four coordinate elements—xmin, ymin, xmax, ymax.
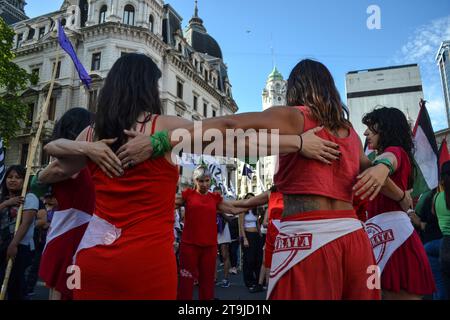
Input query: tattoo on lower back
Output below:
<box><xmin>282</xmin><ymin>195</ymin><xmax>321</xmax><ymax>217</ymax></box>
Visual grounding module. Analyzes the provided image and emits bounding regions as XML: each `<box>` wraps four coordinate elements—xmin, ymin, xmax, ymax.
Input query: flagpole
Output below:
<box><xmin>0</xmin><ymin>35</ymin><xmax>61</xmax><ymax>301</ymax></box>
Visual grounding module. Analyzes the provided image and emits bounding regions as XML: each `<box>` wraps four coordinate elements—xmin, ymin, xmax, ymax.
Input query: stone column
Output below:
<box><xmin>137</xmin><ymin>0</ymin><xmax>146</xmax><ymax>27</ymax></box>
<box><xmin>86</xmin><ymin>0</ymin><xmax>95</xmax><ymax>26</ymax></box>
<box><xmin>108</xmin><ymin>0</ymin><xmax>121</xmax><ymax>22</ymax></box>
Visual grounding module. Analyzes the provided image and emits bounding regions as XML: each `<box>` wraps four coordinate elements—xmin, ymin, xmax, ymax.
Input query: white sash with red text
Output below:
<box><xmin>268</xmin><ymin>218</ymin><xmax>363</xmax><ymax>298</ymax></box>
<box><xmin>364</xmin><ymin>211</ymin><xmax>414</xmax><ymax>273</ymax></box>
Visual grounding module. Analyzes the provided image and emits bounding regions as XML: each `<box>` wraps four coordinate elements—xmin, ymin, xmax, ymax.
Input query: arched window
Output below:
<box><xmin>149</xmin><ymin>14</ymin><xmax>154</xmax><ymax>33</ymax></box>
<box><xmin>99</xmin><ymin>5</ymin><xmax>107</xmax><ymax>24</ymax></box>
<box><xmin>123</xmin><ymin>4</ymin><xmax>135</xmax><ymax>26</ymax></box>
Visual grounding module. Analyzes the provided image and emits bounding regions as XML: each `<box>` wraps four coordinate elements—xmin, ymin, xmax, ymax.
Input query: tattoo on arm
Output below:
<box><xmin>282</xmin><ymin>195</ymin><xmax>321</xmax><ymax>217</ymax></box>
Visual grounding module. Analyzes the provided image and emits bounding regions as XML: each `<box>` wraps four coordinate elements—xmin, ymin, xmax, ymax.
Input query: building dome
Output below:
<box><xmin>189</xmin><ymin>29</ymin><xmax>223</xmax><ymax>59</ymax></box>
<box><xmin>184</xmin><ymin>1</ymin><xmax>223</xmax><ymax>59</ymax></box>
<box><xmin>267</xmin><ymin>67</ymin><xmax>284</xmax><ymax>82</ymax></box>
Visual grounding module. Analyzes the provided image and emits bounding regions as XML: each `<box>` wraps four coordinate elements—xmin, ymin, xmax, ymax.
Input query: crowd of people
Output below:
<box><xmin>0</xmin><ymin>53</ymin><xmax>448</xmax><ymax>300</ymax></box>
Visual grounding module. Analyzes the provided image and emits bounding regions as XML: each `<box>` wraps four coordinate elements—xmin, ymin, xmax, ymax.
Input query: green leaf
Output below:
<box><xmin>0</xmin><ymin>17</ymin><xmax>36</xmax><ymax>145</ymax></box>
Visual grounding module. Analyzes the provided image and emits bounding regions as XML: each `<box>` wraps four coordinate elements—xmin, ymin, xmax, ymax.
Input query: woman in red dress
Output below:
<box><xmin>176</xmin><ymin>166</ymin><xmax>243</xmax><ymax>300</ymax></box>
<box><xmin>43</xmin><ymin>54</ymin><xmax>182</xmax><ymax>299</ymax></box>
<box><xmin>362</xmin><ymin>107</ymin><xmax>436</xmax><ymax>299</ymax></box>
<box><xmin>36</xmin><ymin>108</ymin><xmax>95</xmax><ymax>300</ymax></box>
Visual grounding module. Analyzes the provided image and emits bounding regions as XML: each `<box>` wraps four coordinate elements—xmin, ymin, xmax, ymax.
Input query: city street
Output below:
<box><xmin>31</xmin><ymin>261</ymin><xmax>267</xmax><ymax>300</ymax></box>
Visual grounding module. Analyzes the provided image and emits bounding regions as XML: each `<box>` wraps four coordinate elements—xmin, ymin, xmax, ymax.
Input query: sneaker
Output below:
<box><xmin>229</xmin><ymin>267</ymin><xmax>237</xmax><ymax>275</ymax></box>
<box><xmin>220</xmin><ymin>279</ymin><xmax>230</xmax><ymax>288</ymax></box>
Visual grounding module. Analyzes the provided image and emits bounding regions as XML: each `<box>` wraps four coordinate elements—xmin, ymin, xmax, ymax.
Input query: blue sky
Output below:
<box><xmin>26</xmin><ymin>0</ymin><xmax>450</xmax><ymax>131</ymax></box>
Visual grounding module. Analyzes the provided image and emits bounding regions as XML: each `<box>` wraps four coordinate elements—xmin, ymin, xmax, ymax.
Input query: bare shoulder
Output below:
<box><xmin>262</xmin><ymin>106</ymin><xmax>305</xmax><ymax>134</ymax></box>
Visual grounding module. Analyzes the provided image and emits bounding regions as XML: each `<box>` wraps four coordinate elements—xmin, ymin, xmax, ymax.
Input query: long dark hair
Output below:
<box><xmin>286</xmin><ymin>59</ymin><xmax>351</xmax><ymax>132</ymax></box>
<box><xmin>95</xmin><ymin>53</ymin><xmax>163</xmax><ymax>152</ymax></box>
<box><xmin>362</xmin><ymin>107</ymin><xmax>415</xmax><ymax>188</ymax></box>
<box><xmin>1</xmin><ymin>165</ymin><xmax>26</xmax><ymax>201</ymax></box>
<box><xmin>52</xmin><ymin>108</ymin><xmax>94</xmax><ymax>141</ymax></box>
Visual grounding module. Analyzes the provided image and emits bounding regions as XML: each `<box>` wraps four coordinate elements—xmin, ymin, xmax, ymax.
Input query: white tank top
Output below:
<box><xmin>244</xmin><ymin>210</ymin><xmax>258</xmax><ymax>229</ymax></box>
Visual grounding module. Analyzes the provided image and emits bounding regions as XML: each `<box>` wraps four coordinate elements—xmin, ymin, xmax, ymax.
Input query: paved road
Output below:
<box><xmin>31</xmin><ymin>264</ymin><xmax>267</xmax><ymax>301</ymax></box>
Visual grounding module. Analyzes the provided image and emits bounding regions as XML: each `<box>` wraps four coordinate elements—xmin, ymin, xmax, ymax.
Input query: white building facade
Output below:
<box><xmin>346</xmin><ymin>64</ymin><xmax>423</xmax><ymax>141</ymax></box>
<box><xmin>5</xmin><ymin>0</ymin><xmax>238</xmax><ymax>188</ymax></box>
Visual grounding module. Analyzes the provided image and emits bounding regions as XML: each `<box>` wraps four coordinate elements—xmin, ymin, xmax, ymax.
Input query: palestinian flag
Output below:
<box><xmin>412</xmin><ymin>100</ymin><xmax>439</xmax><ymax>197</ymax></box>
<box><xmin>438</xmin><ymin>138</ymin><xmax>450</xmax><ymax>172</ymax></box>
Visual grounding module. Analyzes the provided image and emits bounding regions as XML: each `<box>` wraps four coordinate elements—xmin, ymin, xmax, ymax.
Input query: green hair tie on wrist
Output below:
<box><xmin>373</xmin><ymin>158</ymin><xmax>395</xmax><ymax>176</ymax></box>
<box><xmin>150</xmin><ymin>130</ymin><xmax>172</xmax><ymax>159</ymax></box>
<box><xmin>30</xmin><ymin>171</ymin><xmax>50</xmax><ymax>198</ymax></box>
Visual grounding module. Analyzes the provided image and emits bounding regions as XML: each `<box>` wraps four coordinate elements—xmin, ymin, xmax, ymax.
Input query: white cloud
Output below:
<box><xmin>393</xmin><ymin>15</ymin><xmax>450</xmax><ymax>132</ymax></box>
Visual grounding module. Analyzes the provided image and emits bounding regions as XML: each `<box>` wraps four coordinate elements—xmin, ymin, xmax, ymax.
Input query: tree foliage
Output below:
<box><xmin>0</xmin><ymin>17</ymin><xmax>38</xmax><ymax>146</ymax></box>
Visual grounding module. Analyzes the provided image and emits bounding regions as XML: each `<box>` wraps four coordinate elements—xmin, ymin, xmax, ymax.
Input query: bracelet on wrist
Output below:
<box><xmin>30</xmin><ymin>170</ymin><xmax>50</xmax><ymax>198</ymax></box>
<box><xmin>150</xmin><ymin>130</ymin><xmax>172</xmax><ymax>159</ymax></box>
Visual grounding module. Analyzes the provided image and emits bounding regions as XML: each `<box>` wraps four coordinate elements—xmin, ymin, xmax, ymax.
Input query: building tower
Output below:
<box><xmin>256</xmin><ymin>67</ymin><xmax>287</xmax><ymax>193</ymax></box>
<box><xmin>262</xmin><ymin>67</ymin><xmax>286</xmax><ymax>110</ymax></box>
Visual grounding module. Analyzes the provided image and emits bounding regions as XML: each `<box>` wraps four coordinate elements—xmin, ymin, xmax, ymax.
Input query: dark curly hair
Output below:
<box><xmin>362</xmin><ymin>107</ymin><xmax>415</xmax><ymax>188</ymax></box>
<box><xmin>51</xmin><ymin>108</ymin><xmax>94</xmax><ymax>141</ymax></box>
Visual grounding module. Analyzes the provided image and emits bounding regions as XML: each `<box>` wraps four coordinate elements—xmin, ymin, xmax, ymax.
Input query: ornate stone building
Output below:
<box><xmin>0</xmin><ymin>0</ymin><xmax>28</xmax><ymax>25</ymax></box>
<box><xmin>5</xmin><ymin>0</ymin><xmax>238</xmax><ymax>187</ymax></box>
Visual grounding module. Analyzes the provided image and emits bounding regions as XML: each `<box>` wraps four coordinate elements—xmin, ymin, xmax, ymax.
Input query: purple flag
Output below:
<box><xmin>57</xmin><ymin>21</ymin><xmax>92</xmax><ymax>89</ymax></box>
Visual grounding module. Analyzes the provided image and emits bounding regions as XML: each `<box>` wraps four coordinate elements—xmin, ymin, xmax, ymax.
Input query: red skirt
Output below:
<box><xmin>39</xmin><ymin>223</ymin><xmax>88</xmax><ymax>300</ymax></box>
<box><xmin>381</xmin><ymin>230</ymin><xmax>436</xmax><ymax>295</ymax></box>
<box><xmin>73</xmin><ymin>219</ymin><xmax>177</xmax><ymax>300</ymax></box>
<box><xmin>270</xmin><ymin>210</ymin><xmax>381</xmax><ymax>300</ymax></box>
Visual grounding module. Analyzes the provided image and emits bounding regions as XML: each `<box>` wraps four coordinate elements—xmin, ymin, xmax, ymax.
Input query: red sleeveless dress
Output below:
<box><xmin>39</xmin><ymin>168</ymin><xmax>94</xmax><ymax>300</ymax></box>
<box><xmin>368</xmin><ymin>147</ymin><xmax>436</xmax><ymax>295</ymax></box>
<box><xmin>73</xmin><ymin>116</ymin><xmax>180</xmax><ymax>300</ymax></box>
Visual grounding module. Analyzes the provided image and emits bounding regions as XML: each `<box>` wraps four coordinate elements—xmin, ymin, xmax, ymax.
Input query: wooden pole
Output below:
<box><xmin>0</xmin><ymin>44</ymin><xmax>60</xmax><ymax>300</ymax></box>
